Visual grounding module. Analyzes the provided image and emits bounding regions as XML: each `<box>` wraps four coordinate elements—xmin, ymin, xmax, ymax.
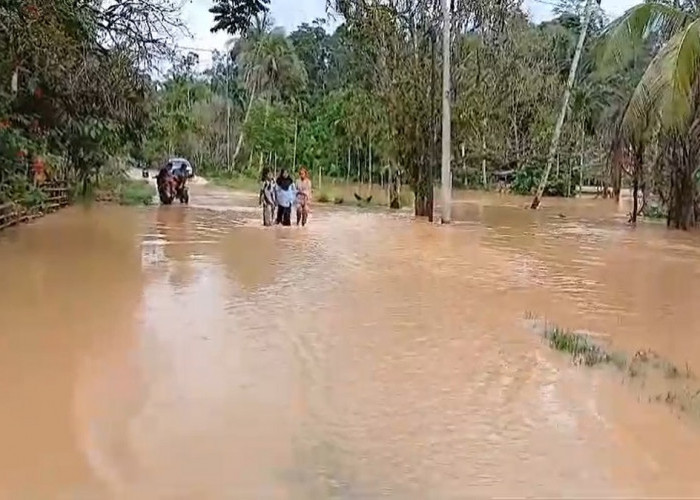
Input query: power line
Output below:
<box><xmin>174</xmin><ymin>45</ymin><xmax>223</xmax><ymax>54</ymax></box>
<box><xmin>529</xmin><ymin>0</ymin><xmax>568</xmax><ymax>8</ymax></box>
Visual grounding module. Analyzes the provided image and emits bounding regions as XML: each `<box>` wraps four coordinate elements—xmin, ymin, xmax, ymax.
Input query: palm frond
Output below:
<box><xmin>621</xmin><ymin>18</ymin><xmax>700</xmax><ymax>136</ymax></box>
<box><xmin>601</xmin><ymin>2</ymin><xmax>691</xmax><ymax>67</ymax></box>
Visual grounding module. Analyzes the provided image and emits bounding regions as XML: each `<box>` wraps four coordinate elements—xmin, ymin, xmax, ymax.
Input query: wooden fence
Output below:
<box><xmin>0</xmin><ymin>182</ymin><xmax>71</xmax><ymax>231</ymax></box>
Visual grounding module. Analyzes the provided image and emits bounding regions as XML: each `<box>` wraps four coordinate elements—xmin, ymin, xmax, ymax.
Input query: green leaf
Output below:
<box><xmin>621</xmin><ymin>18</ymin><xmax>700</xmax><ymax>135</ymax></box>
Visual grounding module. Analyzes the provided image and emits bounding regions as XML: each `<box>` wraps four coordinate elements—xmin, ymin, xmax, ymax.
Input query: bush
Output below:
<box><xmin>119</xmin><ymin>180</ymin><xmax>155</xmax><ymax>206</ymax></box>
<box><xmin>643</xmin><ymin>204</ymin><xmax>666</xmax><ymax>220</ymax></box>
<box><xmin>511</xmin><ymin>164</ymin><xmax>580</xmax><ymax>197</ymax></box>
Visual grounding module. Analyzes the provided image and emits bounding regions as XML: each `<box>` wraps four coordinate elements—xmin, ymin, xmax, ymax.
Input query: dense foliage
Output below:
<box><xmin>3</xmin><ymin>0</ymin><xmax>700</xmax><ymax>229</ymax></box>
<box><xmin>0</xmin><ymin>0</ymin><xmax>182</xmax><ymax>203</ymax></box>
<box><xmin>141</xmin><ymin>1</ymin><xmax>633</xmax><ymax>216</ymax></box>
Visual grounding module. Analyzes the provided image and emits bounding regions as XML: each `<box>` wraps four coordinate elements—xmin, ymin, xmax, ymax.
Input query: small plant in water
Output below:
<box><xmin>543</xmin><ymin>326</ymin><xmax>610</xmax><ymax>367</ymax></box>
<box><xmin>530</xmin><ymin>314</ymin><xmax>700</xmax><ymax>422</ymax></box>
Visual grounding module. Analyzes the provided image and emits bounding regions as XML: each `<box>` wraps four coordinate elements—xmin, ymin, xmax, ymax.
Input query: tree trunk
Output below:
<box><xmin>579</xmin><ymin>126</ymin><xmax>585</xmax><ymax>196</ymax></box>
<box><xmin>640</xmin><ymin>166</ymin><xmax>647</xmax><ymax>215</ymax></box>
<box><xmin>630</xmin><ymin>145</ymin><xmax>644</xmax><ymax>222</ymax></box>
<box><xmin>293</xmin><ymin>119</ymin><xmax>298</xmax><ymax>169</ymax></box>
<box><xmin>481</xmin><ymin>126</ymin><xmax>487</xmax><ymax>188</ymax></box>
<box><xmin>611</xmin><ymin>147</ymin><xmax>623</xmax><ymax>203</ymax></box>
<box><xmin>512</xmin><ymin>114</ymin><xmax>520</xmax><ymax>171</ymax></box>
<box><xmin>667</xmin><ymin>142</ymin><xmax>697</xmax><ymax>230</ymax></box>
<box><xmin>390</xmin><ymin>167</ymin><xmax>401</xmax><ymax>209</ymax></box>
<box><xmin>414</xmin><ymin>168</ymin><xmax>434</xmax><ymax>220</ymax></box>
<box><xmin>530</xmin><ymin>0</ymin><xmax>594</xmax><ymax>209</ymax></box>
<box><xmin>226</xmin><ymin>101</ymin><xmax>231</xmax><ymax>169</ymax></box>
<box><xmin>368</xmin><ymin>135</ymin><xmax>373</xmax><ymax>195</ymax></box>
<box><xmin>461</xmin><ymin>142</ymin><xmax>468</xmax><ymax>187</ymax></box>
<box><xmin>231</xmin><ymin>85</ymin><xmax>257</xmax><ymax>171</ymax></box>
<box><xmin>631</xmin><ymin>175</ymin><xmax>639</xmax><ymax>224</ymax></box>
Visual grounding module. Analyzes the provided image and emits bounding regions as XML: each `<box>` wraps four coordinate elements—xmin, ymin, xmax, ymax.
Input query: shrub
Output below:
<box><xmin>119</xmin><ymin>179</ymin><xmax>155</xmax><ymax>206</ymax></box>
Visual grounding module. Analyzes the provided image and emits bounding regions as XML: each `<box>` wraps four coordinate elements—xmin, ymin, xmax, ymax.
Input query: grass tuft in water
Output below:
<box><xmin>543</xmin><ymin>326</ymin><xmax>611</xmax><ymax>367</ymax></box>
<box><xmin>119</xmin><ymin>179</ymin><xmax>155</xmax><ymax>206</ymax></box>
<box><xmin>529</xmin><ymin>312</ymin><xmax>700</xmax><ymax>421</ymax></box>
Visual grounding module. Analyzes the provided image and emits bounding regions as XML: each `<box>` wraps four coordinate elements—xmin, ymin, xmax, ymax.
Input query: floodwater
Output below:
<box><xmin>2</xmin><ymin>185</ymin><xmax>700</xmax><ymax>499</ymax></box>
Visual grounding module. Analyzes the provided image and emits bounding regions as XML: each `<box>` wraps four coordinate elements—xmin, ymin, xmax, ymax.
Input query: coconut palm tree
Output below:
<box><xmin>602</xmin><ymin>1</ymin><xmax>700</xmax><ymax>228</ymax></box>
<box><xmin>530</xmin><ymin>0</ymin><xmax>600</xmax><ymax>209</ymax></box>
<box><xmin>228</xmin><ymin>17</ymin><xmax>307</xmax><ymax>169</ymax></box>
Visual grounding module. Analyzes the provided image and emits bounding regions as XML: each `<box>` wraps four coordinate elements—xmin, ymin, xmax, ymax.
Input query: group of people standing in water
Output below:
<box><xmin>259</xmin><ymin>167</ymin><xmax>312</xmax><ymax>227</ymax></box>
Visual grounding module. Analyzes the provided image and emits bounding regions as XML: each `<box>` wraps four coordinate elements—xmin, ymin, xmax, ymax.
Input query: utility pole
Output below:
<box><xmin>440</xmin><ymin>0</ymin><xmax>452</xmax><ymax>224</ymax></box>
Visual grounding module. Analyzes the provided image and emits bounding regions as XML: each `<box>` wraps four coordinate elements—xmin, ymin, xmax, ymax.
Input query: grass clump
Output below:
<box><xmin>543</xmin><ymin>326</ymin><xmax>611</xmax><ymax>367</ymax></box>
<box><xmin>118</xmin><ymin>179</ymin><xmax>155</xmax><ymax>206</ymax></box>
<box><xmin>529</xmin><ymin>312</ymin><xmax>700</xmax><ymax>422</ymax></box>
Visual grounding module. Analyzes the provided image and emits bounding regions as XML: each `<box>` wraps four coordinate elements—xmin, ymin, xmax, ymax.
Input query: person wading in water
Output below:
<box><xmin>295</xmin><ymin>167</ymin><xmax>312</xmax><ymax>227</ymax></box>
<box><xmin>259</xmin><ymin>168</ymin><xmax>276</xmax><ymax>226</ymax></box>
<box><xmin>275</xmin><ymin>169</ymin><xmax>296</xmax><ymax>226</ymax></box>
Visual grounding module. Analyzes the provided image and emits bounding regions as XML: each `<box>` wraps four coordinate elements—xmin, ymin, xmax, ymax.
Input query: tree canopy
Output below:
<box><xmin>2</xmin><ymin>0</ymin><xmax>700</xmax><ymax>229</ymax></box>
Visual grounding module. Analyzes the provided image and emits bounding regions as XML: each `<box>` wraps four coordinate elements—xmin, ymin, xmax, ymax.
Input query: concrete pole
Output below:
<box><xmin>440</xmin><ymin>0</ymin><xmax>452</xmax><ymax>223</ymax></box>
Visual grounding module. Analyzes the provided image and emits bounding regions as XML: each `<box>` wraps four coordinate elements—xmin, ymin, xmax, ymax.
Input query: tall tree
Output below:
<box><xmin>209</xmin><ymin>0</ymin><xmax>271</xmax><ymax>35</ymax></box>
<box><xmin>228</xmin><ymin>21</ymin><xmax>308</xmax><ymax>168</ymax></box>
<box><xmin>530</xmin><ymin>0</ymin><xmax>600</xmax><ymax>209</ymax></box>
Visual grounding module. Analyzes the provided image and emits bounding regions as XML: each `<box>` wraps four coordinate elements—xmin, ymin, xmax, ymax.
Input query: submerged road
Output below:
<box><xmin>1</xmin><ymin>184</ymin><xmax>700</xmax><ymax>498</ymax></box>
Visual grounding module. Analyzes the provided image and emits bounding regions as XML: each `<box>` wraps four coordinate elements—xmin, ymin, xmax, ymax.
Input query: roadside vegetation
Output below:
<box><xmin>117</xmin><ymin>180</ymin><xmax>156</xmax><ymax>206</ymax></box>
<box><xmin>3</xmin><ymin>0</ymin><xmax>700</xmax><ymax>228</ymax></box>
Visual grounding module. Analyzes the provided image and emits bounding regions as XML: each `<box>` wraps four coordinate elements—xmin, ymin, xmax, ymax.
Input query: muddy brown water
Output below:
<box><xmin>2</xmin><ymin>186</ymin><xmax>700</xmax><ymax>498</ymax></box>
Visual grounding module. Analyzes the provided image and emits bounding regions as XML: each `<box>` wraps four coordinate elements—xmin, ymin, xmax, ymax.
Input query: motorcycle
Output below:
<box><xmin>156</xmin><ymin>167</ymin><xmax>176</xmax><ymax>205</ymax></box>
<box><xmin>156</xmin><ymin>166</ymin><xmax>189</xmax><ymax>205</ymax></box>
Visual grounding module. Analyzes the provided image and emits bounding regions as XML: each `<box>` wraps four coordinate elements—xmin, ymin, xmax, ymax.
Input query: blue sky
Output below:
<box><xmin>180</xmin><ymin>0</ymin><xmax>639</xmax><ymax>69</ymax></box>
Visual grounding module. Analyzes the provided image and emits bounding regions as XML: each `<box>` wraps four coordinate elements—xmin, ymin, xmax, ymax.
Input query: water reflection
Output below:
<box><xmin>1</xmin><ymin>187</ymin><xmax>700</xmax><ymax>497</ymax></box>
<box><xmin>0</xmin><ymin>205</ymin><xmax>145</xmax><ymax>498</ymax></box>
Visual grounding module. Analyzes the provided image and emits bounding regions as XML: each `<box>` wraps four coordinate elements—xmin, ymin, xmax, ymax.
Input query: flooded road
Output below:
<box><xmin>2</xmin><ymin>185</ymin><xmax>700</xmax><ymax>498</ymax></box>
